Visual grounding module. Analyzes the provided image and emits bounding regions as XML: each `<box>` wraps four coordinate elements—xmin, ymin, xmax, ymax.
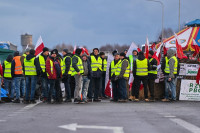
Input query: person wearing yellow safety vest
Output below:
<box><xmin>46</xmin><ymin>49</ymin><xmax>62</xmax><ymax>104</ymax></box>
<box><xmin>116</xmin><ymin>52</ymin><xmax>130</xmax><ymax>102</ymax></box>
<box><xmin>133</xmin><ymin>51</ymin><xmax>150</xmax><ymax>102</ymax></box>
<box><xmin>148</xmin><ymin>50</ymin><xmax>157</xmax><ymax>102</ymax></box>
<box><xmin>0</xmin><ymin>63</ymin><xmax>3</xmax><ymax>103</ymax></box>
<box><xmin>161</xmin><ymin>48</ymin><xmax>179</xmax><ymax>102</ymax></box>
<box><xmin>2</xmin><ymin>55</ymin><xmax>14</xmax><ymax>100</ymax></box>
<box><xmin>100</xmin><ymin>52</ymin><xmax>107</xmax><ymax>98</ymax></box>
<box><xmin>72</xmin><ymin>48</ymin><xmax>84</xmax><ymax>103</ymax></box>
<box><xmin>109</xmin><ymin>52</ymin><xmax>121</xmax><ymax>102</ymax></box>
<box><xmin>62</xmin><ymin>49</ymin><xmax>72</xmax><ymax>102</ymax></box>
<box><xmin>88</xmin><ymin>48</ymin><xmax>102</xmax><ymax>102</ymax></box>
<box><xmin>36</xmin><ymin>47</ymin><xmax>49</xmax><ymax>102</ymax></box>
<box><xmin>129</xmin><ymin>49</ymin><xmax>138</xmax><ymax>101</ymax></box>
<box><xmin>23</xmin><ymin>49</ymin><xmax>40</xmax><ymax>104</ymax></box>
<box><xmin>11</xmin><ymin>51</ymin><xmax>24</xmax><ymax>103</ymax></box>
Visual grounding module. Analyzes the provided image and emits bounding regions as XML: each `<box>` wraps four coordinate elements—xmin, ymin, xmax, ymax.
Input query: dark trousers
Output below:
<box><xmin>55</xmin><ymin>79</ymin><xmax>62</xmax><ymax>102</ymax></box>
<box><xmin>112</xmin><ymin>80</ymin><xmax>120</xmax><ymax>101</ymax></box>
<box><xmin>101</xmin><ymin>72</ymin><xmax>106</xmax><ymax>97</ymax></box>
<box><xmin>48</xmin><ymin>79</ymin><xmax>56</xmax><ymax>102</ymax></box>
<box><xmin>132</xmin><ymin>79</ymin><xmax>136</xmax><ymax>97</ymax></box>
<box><xmin>64</xmin><ymin>77</ymin><xmax>71</xmax><ymax>100</ymax></box>
<box><xmin>70</xmin><ymin>76</ymin><xmax>75</xmax><ymax>98</ymax></box>
<box><xmin>88</xmin><ymin>79</ymin><xmax>93</xmax><ymax>99</ymax></box>
<box><xmin>118</xmin><ymin>78</ymin><xmax>127</xmax><ymax>100</ymax></box>
<box><xmin>148</xmin><ymin>78</ymin><xmax>155</xmax><ymax>98</ymax></box>
<box><xmin>93</xmin><ymin>77</ymin><xmax>101</xmax><ymax>99</ymax></box>
<box><xmin>135</xmin><ymin>76</ymin><xmax>148</xmax><ymax>99</ymax></box>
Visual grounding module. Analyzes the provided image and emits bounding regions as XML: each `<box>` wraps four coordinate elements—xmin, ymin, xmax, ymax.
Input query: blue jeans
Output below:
<box><xmin>48</xmin><ymin>79</ymin><xmax>56</xmax><ymax>102</ymax></box>
<box><xmin>20</xmin><ymin>77</ymin><xmax>25</xmax><ymax>97</ymax></box>
<box><xmin>118</xmin><ymin>78</ymin><xmax>127</xmax><ymax>100</ymax></box>
<box><xmin>41</xmin><ymin>77</ymin><xmax>48</xmax><ymax>98</ymax></box>
<box><xmin>25</xmin><ymin>76</ymin><xmax>37</xmax><ymax>101</ymax></box>
<box><xmin>4</xmin><ymin>78</ymin><xmax>14</xmax><ymax>98</ymax></box>
<box><xmin>164</xmin><ymin>77</ymin><xmax>176</xmax><ymax>100</ymax></box>
<box><xmin>82</xmin><ymin>76</ymin><xmax>90</xmax><ymax>100</ymax></box>
<box><xmin>64</xmin><ymin>77</ymin><xmax>71</xmax><ymax>100</ymax></box>
<box><xmin>13</xmin><ymin>77</ymin><xmax>23</xmax><ymax>99</ymax></box>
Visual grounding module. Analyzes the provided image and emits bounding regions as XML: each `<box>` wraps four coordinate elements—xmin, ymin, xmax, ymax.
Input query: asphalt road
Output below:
<box><xmin>0</xmin><ymin>100</ymin><xmax>200</xmax><ymax>133</ymax></box>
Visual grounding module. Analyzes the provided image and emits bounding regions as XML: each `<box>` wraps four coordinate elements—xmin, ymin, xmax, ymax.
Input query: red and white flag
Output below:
<box><xmin>79</xmin><ymin>47</ymin><xmax>90</xmax><ymax>55</ymax></box>
<box><xmin>34</xmin><ymin>36</ymin><xmax>44</xmax><ymax>56</ymax></box>
<box><xmin>145</xmin><ymin>37</ymin><xmax>149</xmax><ymax>59</ymax></box>
<box><xmin>174</xmin><ymin>33</ymin><xmax>185</xmax><ymax>59</ymax></box>
<box><xmin>192</xmin><ymin>39</ymin><xmax>200</xmax><ymax>57</ymax></box>
<box><xmin>137</xmin><ymin>47</ymin><xmax>141</xmax><ymax>52</ymax></box>
<box><xmin>73</xmin><ymin>45</ymin><xmax>76</xmax><ymax>55</ymax></box>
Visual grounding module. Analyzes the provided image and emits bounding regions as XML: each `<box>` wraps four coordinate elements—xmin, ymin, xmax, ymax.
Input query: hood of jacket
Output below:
<box><xmin>26</xmin><ymin>54</ymin><xmax>35</xmax><ymax>60</ymax></box>
<box><xmin>6</xmin><ymin>55</ymin><xmax>13</xmax><ymax>62</ymax></box>
<box><xmin>137</xmin><ymin>54</ymin><xmax>145</xmax><ymax>61</ymax></box>
<box><xmin>167</xmin><ymin>48</ymin><xmax>176</xmax><ymax>59</ymax></box>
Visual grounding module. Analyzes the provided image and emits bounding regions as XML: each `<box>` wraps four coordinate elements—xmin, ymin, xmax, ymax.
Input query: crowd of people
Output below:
<box><xmin>0</xmin><ymin>46</ymin><xmax>179</xmax><ymax>104</ymax></box>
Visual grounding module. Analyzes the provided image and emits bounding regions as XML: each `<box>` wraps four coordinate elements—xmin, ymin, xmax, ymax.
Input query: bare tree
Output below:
<box><xmin>53</xmin><ymin>43</ymin><xmax>74</xmax><ymax>52</ymax></box>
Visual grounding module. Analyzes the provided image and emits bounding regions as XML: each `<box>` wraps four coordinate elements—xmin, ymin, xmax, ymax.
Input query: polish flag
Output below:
<box><xmin>192</xmin><ymin>39</ymin><xmax>200</xmax><ymax>57</ymax></box>
<box><xmin>145</xmin><ymin>37</ymin><xmax>149</xmax><ymax>59</ymax></box>
<box><xmin>174</xmin><ymin>33</ymin><xmax>185</xmax><ymax>59</ymax></box>
<box><xmin>80</xmin><ymin>47</ymin><xmax>90</xmax><ymax>55</ymax></box>
<box><xmin>73</xmin><ymin>45</ymin><xmax>76</xmax><ymax>55</ymax></box>
<box><xmin>151</xmin><ymin>43</ymin><xmax>164</xmax><ymax>65</ymax></box>
<box><xmin>137</xmin><ymin>47</ymin><xmax>141</xmax><ymax>52</ymax></box>
<box><xmin>34</xmin><ymin>36</ymin><xmax>44</xmax><ymax>56</ymax></box>
<box><xmin>150</xmin><ymin>43</ymin><xmax>156</xmax><ymax>52</ymax></box>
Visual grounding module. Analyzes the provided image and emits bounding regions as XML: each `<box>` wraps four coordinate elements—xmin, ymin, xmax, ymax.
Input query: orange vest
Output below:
<box><xmin>13</xmin><ymin>56</ymin><xmax>23</xmax><ymax>75</ymax></box>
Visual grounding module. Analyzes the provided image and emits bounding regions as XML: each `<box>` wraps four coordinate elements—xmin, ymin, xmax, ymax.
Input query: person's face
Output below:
<box><xmin>114</xmin><ymin>55</ymin><xmax>120</xmax><ymax>60</ymax></box>
<box><xmin>51</xmin><ymin>54</ymin><xmax>57</xmax><ymax>58</ymax></box>
<box><xmin>124</xmin><ymin>51</ymin><xmax>127</xmax><ymax>54</ymax></box>
<box><xmin>62</xmin><ymin>51</ymin><xmax>66</xmax><ymax>56</ymax></box>
<box><xmin>133</xmin><ymin>51</ymin><xmax>137</xmax><ymax>56</ymax></box>
<box><xmin>148</xmin><ymin>54</ymin><xmax>152</xmax><ymax>58</ymax></box>
<box><xmin>120</xmin><ymin>56</ymin><xmax>124</xmax><ymax>60</ymax></box>
<box><xmin>25</xmin><ymin>52</ymin><xmax>30</xmax><ymax>55</ymax></box>
<box><xmin>82</xmin><ymin>56</ymin><xmax>87</xmax><ymax>61</ymax></box>
<box><xmin>101</xmin><ymin>55</ymin><xmax>105</xmax><ymax>59</ymax></box>
<box><xmin>44</xmin><ymin>51</ymin><xmax>49</xmax><ymax>56</ymax></box>
<box><xmin>94</xmin><ymin>50</ymin><xmax>99</xmax><ymax>55</ymax></box>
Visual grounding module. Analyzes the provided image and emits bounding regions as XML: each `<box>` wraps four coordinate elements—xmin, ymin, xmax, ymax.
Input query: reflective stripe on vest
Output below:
<box><xmin>39</xmin><ymin>55</ymin><xmax>46</xmax><ymax>73</ymax></box>
<box><xmin>110</xmin><ymin>60</ymin><xmax>121</xmax><ymax>77</ymax></box>
<box><xmin>91</xmin><ymin>55</ymin><xmax>102</xmax><ymax>71</ymax></box>
<box><xmin>136</xmin><ymin>58</ymin><xmax>148</xmax><ymax>76</ymax></box>
<box><xmin>115</xmin><ymin>59</ymin><xmax>130</xmax><ymax>78</ymax></box>
<box><xmin>103</xmin><ymin>59</ymin><xmax>107</xmax><ymax>71</ymax></box>
<box><xmin>71</xmin><ymin>55</ymin><xmax>84</xmax><ymax>76</ymax></box>
<box><xmin>4</xmin><ymin>60</ymin><xmax>12</xmax><ymax>78</ymax></box>
<box><xmin>13</xmin><ymin>56</ymin><xmax>23</xmax><ymax>74</ymax></box>
<box><xmin>164</xmin><ymin>56</ymin><xmax>178</xmax><ymax>74</ymax></box>
<box><xmin>148</xmin><ymin>58</ymin><xmax>157</xmax><ymax>75</ymax></box>
<box><xmin>62</xmin><ymin>56</ymin><xmax>72</xmax><ymax>75</ymax></box>
<box><xmin>24</xmin><ymin>57</ymin><xmax>37</xmax><ymax>75</ymax></box>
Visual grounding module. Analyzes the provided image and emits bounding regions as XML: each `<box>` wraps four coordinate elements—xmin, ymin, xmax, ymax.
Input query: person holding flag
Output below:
<box><xmin>148</xmin><ymin>50</ymin><xmax>158</xmax><ymax>101</ymax></box>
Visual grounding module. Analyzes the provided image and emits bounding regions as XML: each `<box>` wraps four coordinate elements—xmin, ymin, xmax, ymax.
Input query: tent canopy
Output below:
<box><xmin>0</xmin><ymin>48</ymin><xmax>14</xmax><ymax>63</ymax></box>
<box><xmin>185</xmin><ymin>19</ymin><xmax>200</xmax><ymax>27</ymax></box>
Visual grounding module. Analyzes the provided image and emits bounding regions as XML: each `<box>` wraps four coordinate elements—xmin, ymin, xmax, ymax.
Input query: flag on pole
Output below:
<box><xmin>137</xmin><ymin>47</ymin><xmax>141</xmax><ymax>52</ymax></box>
<box><xmin>151</xmin><ymin>42</ymin><xmax>164</xmax><ymax>65</ymax></box>
<box><xmin>150</xmin><ymin>43</ymin><xmax>156</xmax><ymax>52</ymax></box>
<box><xmin>145</xmin><ymin>37</ymin><xmax>149</xmax><ymax>59</ymax></box>
<box><xmin>192</xmin><ymin>39</ymin><xmax>200</xmax><ymax>57</ymax></box>
<box><xmin>25</xmin><ymin>44</ymin><xmax>29</xmax><ymax>50</ymax></box>
<box><xmin>73</xmin><ymin>45</ymin><xmax>76</xmax><ymax>55</ymax></box>
<box><xmin>174</xmin><ymin>33</ymin><xmax>184</xmax><ymax>59</ymax></box>
<box><xmin>34</xmin><ymin>36</ymin><xmax>44</xmax><ymax>56</ymax></box>
<box><xmin>79</xmin><ymin>47</ymin><xmax>90</xmax><ymax>55</ymax></box>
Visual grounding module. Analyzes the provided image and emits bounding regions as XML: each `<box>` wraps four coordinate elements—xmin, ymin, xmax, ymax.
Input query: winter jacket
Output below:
<box><xmin>11</xmin><ymin>56</ymin><xmax>23</xmax><ymax>77</ymax></box>
<box><xmin>0</xmin><ymin>64</ymin><xmax>3</xmax><ymax>77</ymax></box>
<box><xmin>133</xmin><ymin>54</ymin><xmax>150</xmax><ymax>78</ymax></box>
<box><xmin>88</xmin><ymin>53</ymin><xmax>102</xmax><ymax>78</ymax></box>
<box><xmin>148</xmin><ymin>57</ymin><xmax>158</xmax><ymax>79</ymax></box>
<box><xmin>36</xmin><ymin>53</ymin><xmax>48</xmax><ymax>78</ymax></box>
<box><xmin>22</xmin><ymin>54</ymin><xmax>41</xmax><ymax>76</ymax></box>
<box><xmin>109</xmin><ymin>59</ymin><xmax>120</xmax><ymax>80</ymax></box>
<box><xmin>72</xmin><ymin>54</ymin><xmax>81</xmax><ymax>73</ymax></box>
<box><xmin>46</xmin><ymin>56</ymin><xmax>62</xmax><ymax>80</ymax></box>
<box><xmin>118</xmin><ymin>58</ymin><xmax>129</xmax><ymax>80</ymax></box>
<box><xmin>63</xmin><ymin>53</ymin><xmax>72</xmax><ymax>76</ymax></box>
<box><xmin>2</xmin><ymin>55</ymin><xmax>13</xmax><ymax>79</ymax></box>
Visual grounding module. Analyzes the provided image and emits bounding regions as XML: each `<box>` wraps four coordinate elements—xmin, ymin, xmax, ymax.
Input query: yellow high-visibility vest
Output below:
<box><xmin>115</xmin><ymin>59</ymin><xmax>130</xmax><ymax>78</ymax></box>
<box><xmin>110</xmin><ymin>60</ymin><xmax>121</xmax><ymax>77</ymax></box>
<box><xmin>71</xmin><ymin>55</ymin><xmax>84</xmax><ymax>76</ymax></box>
<box><xmin>91</xmin><ymin>55</ymin><xmax>102</xmax><ymax>71</ymax></box>
<box><xmin>136</xmin><ymin>58</ymin><xmax>148</xmax><ymax>76</ymax></box>
<box><xmin>24</xmin><ymin>57</ymin><xmax>37</xmax><ymax>76</ymax></box>
<box><xmin>164</xmin><ymin>56</ymin><xmax>178</xmax><ymax>74</ymax></box>
<box><xmin>38</xmin><ymin>55</ymin><xmax>46</xmax><ymax>73</ymax></box>
<box><xmin>148</xmin><ymin>58</ymin><xmax>157</xmax><ymax>75</ymax></box>
<box><xmin>4</xmin><ymin>60</ymin><xmax>12</xmax><ymax>78</ymax></box>
<box><xmin>103</xmin><ymin>59</ymin><xmax>107</xmax><ymax>71</ymax></box>
<box><xmin>63</xmin><ymin>56</ymin><xmax>72</xmax><ymax>75</ymax></box>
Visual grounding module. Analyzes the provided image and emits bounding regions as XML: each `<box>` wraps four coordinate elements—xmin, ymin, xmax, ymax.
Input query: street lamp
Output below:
<box><xmin>147</xmin><ymin>0</ymin><xmax>164</xmax><ymax>42</ymax></box>
<box><xmin>179</xmin><ymin>0</ymin><xmax>181</xmax><ymax>31</ymax></box>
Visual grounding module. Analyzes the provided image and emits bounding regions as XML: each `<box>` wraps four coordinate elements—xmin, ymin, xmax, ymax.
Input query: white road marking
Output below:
<box><xmin>59</xmin><ymin>123</ymin><xmax>124</xmax><ymax>133</ymax></box>
<box><xmin>170</xmin><ymin>118</ymin><xmax>200</xmax><ymax>133</ymax></box>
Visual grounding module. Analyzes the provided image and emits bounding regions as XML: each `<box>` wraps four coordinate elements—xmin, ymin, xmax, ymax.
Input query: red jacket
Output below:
<box><xmin>0</xmin><ymin>64</ymin><xmax>3</xmax><ymax>77</ymax></box>
<box><xmin>46</xmin><ymin>56</ymin><xmax>62</xmax><ymax>80</ymax></box>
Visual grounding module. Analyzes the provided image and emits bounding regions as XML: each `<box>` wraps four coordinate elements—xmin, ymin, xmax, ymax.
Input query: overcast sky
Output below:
<box><xmin>0</xmin><ymin>0</ymin><xmax>199</xmax><ymax>51</ymax></box>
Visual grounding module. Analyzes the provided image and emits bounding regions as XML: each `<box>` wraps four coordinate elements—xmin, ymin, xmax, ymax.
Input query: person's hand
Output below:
<box><xmin>168</xmin><ymin>78</ymin><xmax>171</xmax><ymax>81</ymax></box>
<box><xmin>78</xmin><ymin>72</ymin><xmax>80</xmax><ymax>75</ymax></box>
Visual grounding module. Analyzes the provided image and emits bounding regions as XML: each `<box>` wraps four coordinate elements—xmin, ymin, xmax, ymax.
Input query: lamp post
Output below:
<box><xmin>179</xmin><ymin>0</ymin><xmax>181</xmax><ymax>31</ymax></box>
<box><xmin>147</xmin><ymin>0</ymin><xmax>164</xmax><ymax>41</ymax></box>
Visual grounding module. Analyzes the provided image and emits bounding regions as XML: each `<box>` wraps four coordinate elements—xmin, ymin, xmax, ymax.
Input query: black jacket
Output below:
<box><xmin>133</xmin><ymin>55</ymin><xmax>150</xmax><ymax>77</ymax></box>
<box><xmin>36</xmin><ymin>53</ymin><xmax>48</xmax><ymax>77</ymax></box>
<box><xmin>22</xmin><ymin>54</ymin><xmax>41</xmax><ymax>76</ymax></box>
<box><xmin>82</xmin><ymin>59</ymin><xmax>92</xmax><ymax>79</ymax></box>
<box><xmin>3</xmin><ymin>55</ymin><xmax>13</xmax><ymax>79</ymax></box>
<box><xmin>148</xmin><ymin>57</ymin><xmax>158</xmax><ymax>79</ymax></box>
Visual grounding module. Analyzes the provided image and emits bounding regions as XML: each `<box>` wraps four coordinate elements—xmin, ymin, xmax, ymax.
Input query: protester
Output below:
<box><xmin>71</xmin><ymin>48</ymin><xmax>84</xmax><ymax>103</ymax></box>
<box><xmin>62</xmin><ymin>49</ymin><xmax>72</xmax><ymax>102</ymax></box>
<box><xmin>11</xmin><ymin>51</ymin><xmax>24</xmax><ymax>103</ymax></box>
<box><xmin>23</xmin><ymin>49</ymin><xmax>40</xmax><ymax>104</ymax></box>
<box><xmin>37</xmin><ymin>47</ymin><xmax>49</xmax><ymax>102</ymax></box>
<box><xmin>148</xmin><ymin>50</ymin><xmax>157</xmax><ymax>101</ymax></box>
<box><xmin>46</xmin><ymin>49</ymin><xmax>62</xmax><ymax>104</ymax></box>
<box><xmin>133</xmin><ymin>51</ymin><xmax>150</xmax><ymax>101</ymax></box>
<box><xmin>109</xmin><ymin>52</ymin><xmax>121</xmax><ymax>102</ymax></box>
<box><xmin>162</xmin><ymin>48</ymin><xmax>179</xmax><ymax>102</ymax></box>
<box><xmin>100</xmin><ymin>52</ymin><xmax>107</xmax><ymax>98</ymax></box>
<box><xmin>0</xmin><ymin>63</ymin><xmax>3</xmax><ymax>103</ymax></box>
<box><xmin>2</xmin><ymin>55</ymin><xmax>14</xmax><ymax>99</ymax></box>
<box><xmin>116</xmin><ymin>52</ymin><xmax>130</xmax><ymax>102</ymax></box>
<box><xmin>81</xmin><ymin>54</ymin><xmax>92</xmax><ymax>103</ymax></box>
